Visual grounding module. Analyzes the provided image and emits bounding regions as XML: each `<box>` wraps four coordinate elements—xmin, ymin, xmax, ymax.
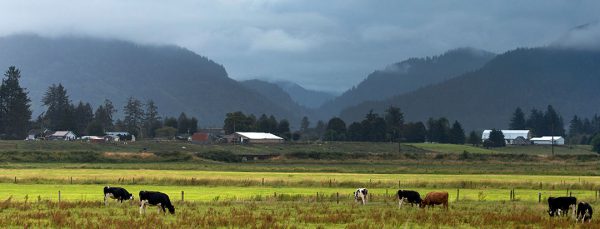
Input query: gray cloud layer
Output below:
<box><xmin>1</xmin><ymin>0</ymin><xmax>598</xmax><ymax>92</ymax></box>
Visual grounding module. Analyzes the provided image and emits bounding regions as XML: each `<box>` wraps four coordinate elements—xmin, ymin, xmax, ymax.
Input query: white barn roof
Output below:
<box><xmin>482</xmin><ymin>130</ymin><xmax>530</xmax><ymax>140</ymax></box>
<box><xmin>235</xmin><ymin>132</ymin><xmax>283</xmax><ymax>140</ymax></box>
<box><xmin>530</xmin><ymin>136</ymin><xmax>564</xmax><ymax>141</ymax></box>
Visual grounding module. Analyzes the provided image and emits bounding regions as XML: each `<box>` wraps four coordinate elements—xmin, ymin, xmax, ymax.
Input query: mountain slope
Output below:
<box><xmin>241</xmin><ymin>79</ymin><xmax>309</xmax><ymax>119</ymax></box>
<box><xmin>318</xmin><ymin>48</ymin><xmax>496</xmax><ymax>118</ymax></box>
<box><xmin>0</xmin><ymin>35</ymin><xmax>298</xmax><ymax>126</ymax></box>
<box><xmin>273</xmin><ymin>80</ymin><xmax>336</xmax><ymax>108</ymax></box>
<box><xmin>340</xmin><ymin>47</ymin><xmax>600</xmax><ymax>130</ymax></box>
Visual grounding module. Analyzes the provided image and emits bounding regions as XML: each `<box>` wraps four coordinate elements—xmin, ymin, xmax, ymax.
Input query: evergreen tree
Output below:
<box><xmin>223</xmin><ymin>111</ymin><xmax>255</xmax><ymax>134</ymax></box>
<box><xmin>325</xmin><ymin>117</ymin><xmax>346</xmax><ymax>141</ymax></box>
<box><xmin>42</xmin><ymin>84</ymin><xmax>74</xmax><ymax>131</ymax></box>
<box><xmin>526</xmin><ymin>109</ymin><xmax>545</xmax><ymax>136</ymax></box>
<box><xmin>544</xmin><ymin>105</ymin><xmax>565</xmax><ymax>136</ymax></box>
<box><xmin>300</xmin><ymin>116</ymin><xmax>310</xmax><ymax>132</ymax></box>
<box><xmin>360</xmin><ymin>110</ymin><xmax>386</xmax><ymax>142</ymax></box>
<box><xmin>569</xmin><ymin>115</ymin><xmax>583</xmax><ymax>136</ymax></box>
<box><xmin>256</xmin><ymin>114</ymin><xmax>270</xmax><ymax>132</ymax></box>
<box><xmin>0</xmin><ymin>66</ymin><xmax>32</xmax><ymax>139</ymax></box>
<box><xmin>384</xmin><ymin>106</ymin><xmax>404</xmax><ymax>141</ymax></box>
<box><xmin>177</xmin><ymin>112</ymin><xmax>190</xmax><ymax>134</ymax></box>
<box><xmin>403</xmin><ymin>122</ymin><xmax>427</xmax><ymax>143</ymax></box>
<box><xmin>485</xmin><ymin>129</ymin><xmax>506</xmax><ymax>147</ymax></box>
<box><xmin>189</xmin><ymin>117</ymin><xmax>198</xmax><ymax>135</ymax></box>
<box><xmin>591</xmin><ymin>134</ymin><xmax>600</xmax><ymax>154</ymax></box>
<box><xmin>509</xmin><ymin>107</ymin><xmax>526</xmax><ymax>129</ymax></box>
<box><xmin>164</xmin><ymin>117</ymin><xmax>178</xmax><ymax>129</ymax></box>
<box><xmin>123</xmin><ymin>97</ymin><xmax>144</xmax><ymax>137</ymax></box>
<box><xmin>277</xmin><ymin>119</ymin><xmax>290</xmax><ymax>139</ymax></box>
<box><xmin>143</xmin><ymin>100</ymin><xmax>161</xmax><ymax>138</ymax></box>
<box><xmin>427</xmin><ymin>117</ymin><xmax>450</xmax><ymax>143</ymax></box>
<box><xmin>347</xmin><ymin>122</ymin><xmax>363</xmax><ymax>141</ymax></box>
<box><xmin>467</xmin><ymin>131</ymin><xmax>481</xmax><ymax>146</ymax></box>
<box><xmin>448</xmin><ymin>121</ymin><xmax>466</xmax><ymax>144</ymax></box>
<box><xmin>314</xmin><ymin>120</ymin><xmax>326</xmax><ymax>139</ymax></box>
<box><xmin>93</xmin><ymin>99</ymin><xmax>116</xmax><ymax>132</ymax></box>
<box><xmin>73</xmin><ymin>101</ymin><xmax>93</xmax><ymax>136</ymax></box>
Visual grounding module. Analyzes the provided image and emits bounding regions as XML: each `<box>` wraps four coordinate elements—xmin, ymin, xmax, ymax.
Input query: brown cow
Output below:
<box><xmin>420</xmin><ymin>191</ymin><xmax>448</xmax><ymax>209</ymax></box>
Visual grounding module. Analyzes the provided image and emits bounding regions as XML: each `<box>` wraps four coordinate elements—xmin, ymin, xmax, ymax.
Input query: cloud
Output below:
<box><xmin>0</xmin><ymin>0</ymin><xmax>599</xmax><ymax>93</ymax></box>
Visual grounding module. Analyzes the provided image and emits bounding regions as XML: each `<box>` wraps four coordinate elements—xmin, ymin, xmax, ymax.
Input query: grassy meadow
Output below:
<box><xmin>1</xmin><ymin>140</ymin><xmax>599</xmax><ymax>227</ymax></box>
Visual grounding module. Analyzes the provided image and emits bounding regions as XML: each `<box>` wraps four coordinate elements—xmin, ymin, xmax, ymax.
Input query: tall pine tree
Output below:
<box><xmin>509</xmin><ymin>107</ymin><xmax>526</xmax><ymax>130</ymax></box>
<box><xmin>0</xmin><ymin>66</ymin><xmax>32</xmax><ymax>139</ymax></box>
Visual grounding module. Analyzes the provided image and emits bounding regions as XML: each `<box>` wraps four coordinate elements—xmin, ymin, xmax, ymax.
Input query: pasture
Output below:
<box><xmin>1</xmin><ymin>140</ymin><xmax>599</xmax><ymax>227</ymax></box>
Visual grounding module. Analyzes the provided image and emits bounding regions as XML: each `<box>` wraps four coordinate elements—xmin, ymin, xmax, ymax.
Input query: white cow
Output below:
<box><xmin>354</xmin><ymin>188</ymin><xmax>368</xmax><ymax>205</ymax></box>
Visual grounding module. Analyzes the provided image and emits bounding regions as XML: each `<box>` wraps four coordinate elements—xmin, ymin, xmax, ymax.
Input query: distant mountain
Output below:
<box><xmin>0</xmin><ymin>35</ymin><xmax>299</xmax><ymax>126</ymax></box>
<box><xmin>340</xmin><ymin>47</ymin><xmax>600</xmax><ymax>131</ymax></box>
<box><xmin>273</xmin><ymin>80</ymin><xmax>335</xmax><ymax>108</ymax></box>
<box><xmin>241</xmin><ymin>79</ymin><xmax>309</xmax><ymax>119</ymax></box>
<box><xmin>318</xmin><ymin>48</ymin><xmax>495</xmax><ymax>118</ymax></box>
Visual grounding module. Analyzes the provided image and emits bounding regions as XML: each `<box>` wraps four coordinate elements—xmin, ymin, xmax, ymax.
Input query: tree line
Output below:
<box><xmin>222</xmin><ymin>111</ymin><xmax>293</xmax><ymax>140</ymax></box>
<box><xmin>508</xmin><ymin>105</ymin><xmax>565</xmax><ymax>136</ymax></box>
<box><xmin>0</xmin><ymin>66</ymin><xmax>199</xmax><ymax>140</ymax></box>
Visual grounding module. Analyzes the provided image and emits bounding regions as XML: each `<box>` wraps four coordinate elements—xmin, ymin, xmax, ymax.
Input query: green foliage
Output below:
<box><xmin>123</xmin><ymin>97</ymin><xmax>144</xmax><ymax>137</ymax></box>
<box><xmin>591</xmin><ymin>134</ymin><xmax>600</xmax><ymax>154</ymax></box>
<box><xmin>403</xmin><ymin>122</ymin><xmax>427</xmax><ymax>143</ymax></box>
<box><xmin>427</xmin><ymin>117</ymin><xmax>450</xmax><ymax>143</ymax></box>
<box><xmin>509</xmin><ymin>107</ymin><xmax>526</xmax><ymax>129</ymax></box>
<box><xmin>197</xmin><ymin>151</ymin><xmax>241</xmax><ymax>163</ymax></box>
<box><xmin>0</xmin><ymin>66</ymin><xmax>32</xmax><ymax>139</ymax></box>
<box><xmin>324</xmin><ymin>117</ymin><xmax>346</xmax><ymax>141</ymax></box>
<box><xmin>467</xmin><ymin>131</ymin><xmax>481</xmax><ymax>146</ymax></box>
<box><xmin>154</xmin><ymin>127</ymin><xmax>177</xmax><ymax>139</ymax></box>
<box><xmin>485</xmin><ymin>129</ymin><xmax>506</xmax><ymax>148</ymax></box>
<box><xmin>41</xmin><ymin>83</ymin><xmax>74</xmax><ymax>131</ymax></box>
<box><xmin>448</xmin><ymin>121</ymin><xmax>466</xmax><ymax>144</ymax></box>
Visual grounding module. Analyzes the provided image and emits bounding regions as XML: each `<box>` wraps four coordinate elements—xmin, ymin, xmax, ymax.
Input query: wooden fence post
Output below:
<box><xmin>509</xmin><ymin>190</ymin><xmax>513</xmax><ymax>201</ymax></box>
<box><xmin>262</xmin><ymin>178</ymin><xmax>265</xmax><ymax>186</ymax></box>
<box><xmin>538</xmin><ymin>192</ymin><xmax>541</xmax><ymax>203</ymax></box>
<box><xmin>398</xmin><ymin>180</ymin><xmax>401</xmax><ymax>189</ymax></box>
<box><xmin>14</xmin><ymin>176</ymin><xmax>16</xmax><ymax>183</ymax></box>
<box><xmin>70</xmin><ymin>177</ymin><xmax>73</xmax><ymax>184</ymax></box>
<box><xmin>336</xmin><ymin>192</ymin><xmax>339</xmax><ymax>204</ymax></box>
<box><xmin>456</xmin><ymin>189</ymin><xmax>460</xmax><ymax>202</ymax></box>
<box><xmin>181</xmin><ymin>191</ymin><xmax>184</xmax><ymax>202</ymax></box>
<box><xmin>58</xmin><ymin>191</ymin><xmax>61</xmax><ymax>203</ymax></box>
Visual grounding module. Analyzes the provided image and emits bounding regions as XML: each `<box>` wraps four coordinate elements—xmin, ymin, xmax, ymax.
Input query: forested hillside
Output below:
<box><xmin>0</xmin><ymin>35</ymin><xmax>298</xmax><ymax>126</ymax></box>
<box><xmin>341</xmin><ymin>47</ymin><xmax>600</xmax><ymax>131</ymax></box>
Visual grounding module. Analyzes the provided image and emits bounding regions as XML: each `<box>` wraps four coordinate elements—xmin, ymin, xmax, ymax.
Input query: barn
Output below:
<box><xmin>47</xmin><ymin>131</ymin><xmax>77</xmax><ymax>141</ymax></box>
<box><xmin>530</xmin><ymin>136</ymin><xmax>565</xmax><ymax>145</ymax></box>
<box><xmin>234</xmin><ymin>132</ymin><xmax>284</xmax><ymax>144</ymax></box>
<box><xmin>481</xmin><ymin>130</ymin><xmax>531</xmax><ymax>145</ymax></box>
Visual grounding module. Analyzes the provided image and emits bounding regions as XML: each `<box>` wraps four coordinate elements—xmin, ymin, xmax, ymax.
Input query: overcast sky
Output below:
<box><xmin>1</xmin><ymin>0</ymin><xmax>598</xmax><ymax>93</ymax></box>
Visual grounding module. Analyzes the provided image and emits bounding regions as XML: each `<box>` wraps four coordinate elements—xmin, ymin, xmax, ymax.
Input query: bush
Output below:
<box><xmin>197</xmin><ymin>151</ymin><xmax>241</xmax><ymax>163</ymax></box>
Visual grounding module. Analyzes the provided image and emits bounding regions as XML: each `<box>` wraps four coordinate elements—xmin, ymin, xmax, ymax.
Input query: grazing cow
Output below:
<box><xmin>576</xmin><ymin>202</ymin><xmax>593</xmax><ymax>223</ymax></box>
<box><xmin>354</xmin><ymin>188</ymin><xmax>368</xmax><ymax>205</ymax></box>
<box><xmin>103</xmin><ymin>186</ymin><xmax>133</xmax><ymax>205</ymax></box>
<box><xmin>139</xmin><ymin>191</ymin><xmax>175</xmax><ymax>215</ymax></box>
<box><xmin>397</xmin><ymin>190</ymin><xmax>422</xmax><ymax>208</ymax></box>
<box><xmin>547</xmin><ymin>197</ymin><xmax>577</xmax><ymax>217</ymax></box>
<box><xmin>420</xmin><ymin>191</ymin><xmax>448</xmax><ymax>209</ymax></box>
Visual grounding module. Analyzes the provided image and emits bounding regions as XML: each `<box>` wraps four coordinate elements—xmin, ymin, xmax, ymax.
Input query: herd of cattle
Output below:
<box><xmin>103</xmin><ymin>186</ymin><xmax>593</xmax><ymax>223</ymax></box>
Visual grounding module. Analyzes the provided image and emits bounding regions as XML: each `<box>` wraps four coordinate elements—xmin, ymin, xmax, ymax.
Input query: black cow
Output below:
<box><xmin>397</xmin><ymin>190</ymin><xmax>422</xmax><ymax>208</ymax></box>
<box><xmin>103</xmin><ymin>186</ymin><xmax>133</xmax><ymax>205</ymax></box>
<box><xmin>548</xmin><ymin>196</ymin><xmax>577</xmax><ymax>217</ymax></box>
<box><xmin>139</xmin><ymin>191</ymin><xmax>175</xmax><ymax>215</ymax></box>
<box><xmin>576</xmin><ymin>202</ymin><xmax>593</xmax><ymax>223</ymax></box>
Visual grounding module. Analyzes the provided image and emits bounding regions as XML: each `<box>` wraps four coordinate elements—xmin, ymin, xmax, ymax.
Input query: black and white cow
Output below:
<box><xmin>354</xmin><ymin>188</ymin><xmax>368</xmax><ymax>205</ymax></box>
<box><xmin>139</xmin><ymin>191</ymin><xmax>175</xmax><ymax>215</ymax></box>
<box><xmin>103</xmin><ymin>186</ymin><xmax>133</xmax><ymax>205</ymax></box>
<box><xmin>548</xmin><ymin>196</ymin><xmax>577</xmax><ymax>217</ymax></box>
<box><xmin>576</xmin><ymin>202</ymin><xmax>593</xmax><ymax>223</ymax></box>
<box><xmin>397</xmin><ymin>190</ymin><xmax>422</xmax><ymax>208</ymax></box>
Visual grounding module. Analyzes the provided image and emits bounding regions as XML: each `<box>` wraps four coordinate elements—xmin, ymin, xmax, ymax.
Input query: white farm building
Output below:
<box><xmin>482</xmin><ymin>130</ymin><xmax>532</xmax><ymax>145</ymax></box>
<box><xmin>530</xmin><ymin>136</ymin><xmax>565</xmax><ymax>145</ymax></box>
<box><xmin>234</xmin><ymin>132</ymin><xmax>284</xmax><ymax>144</ymax></box>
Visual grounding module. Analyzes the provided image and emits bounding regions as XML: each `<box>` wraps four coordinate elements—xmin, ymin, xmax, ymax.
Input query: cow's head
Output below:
<box><xmin>419</xmin><ymin>200</ymin><xmax>426</xmax><ymax>208</ymax></box>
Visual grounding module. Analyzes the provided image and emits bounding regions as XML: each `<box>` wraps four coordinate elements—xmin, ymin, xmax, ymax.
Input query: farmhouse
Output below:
<box><xmin>105</xmin><ymin>132</ymin><xmax>136</xmax><ymax>142</ymax></box>
<box><xmin>481</xmin><ymin>130</ymin><xmax>531</xmax><ymax>145</ymax></box>
<box><xmin>47</xmin><ymin>131</ymin><xmax>77</xmax><ymax>140</ymax></box>
<box><xmin>530</xmin><ymin>136</ymin><xmax>565</xmax><ymax>145</ymax></box>
<box><xmin>233</xmin><ymin>132</ymin><xmax>284</xmax><ymax>144</ymax></box>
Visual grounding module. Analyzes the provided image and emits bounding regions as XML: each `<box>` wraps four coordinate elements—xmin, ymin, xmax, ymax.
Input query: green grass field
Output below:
<box><xmin>1</xmin><ymin>141</ymin><xmax>599</xmax><ymax>227</ymax></box>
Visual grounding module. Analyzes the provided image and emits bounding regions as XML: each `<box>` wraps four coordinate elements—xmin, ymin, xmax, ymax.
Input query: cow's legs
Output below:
<box><xmin>139</xmin><ymin>200</ymin><xmax>147</xmax><ymax>215</ymax></box>
<box><xmin>399</xmin><ymin>198</ymin><xmax>404</xmax><ymax>208</ymax></box>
